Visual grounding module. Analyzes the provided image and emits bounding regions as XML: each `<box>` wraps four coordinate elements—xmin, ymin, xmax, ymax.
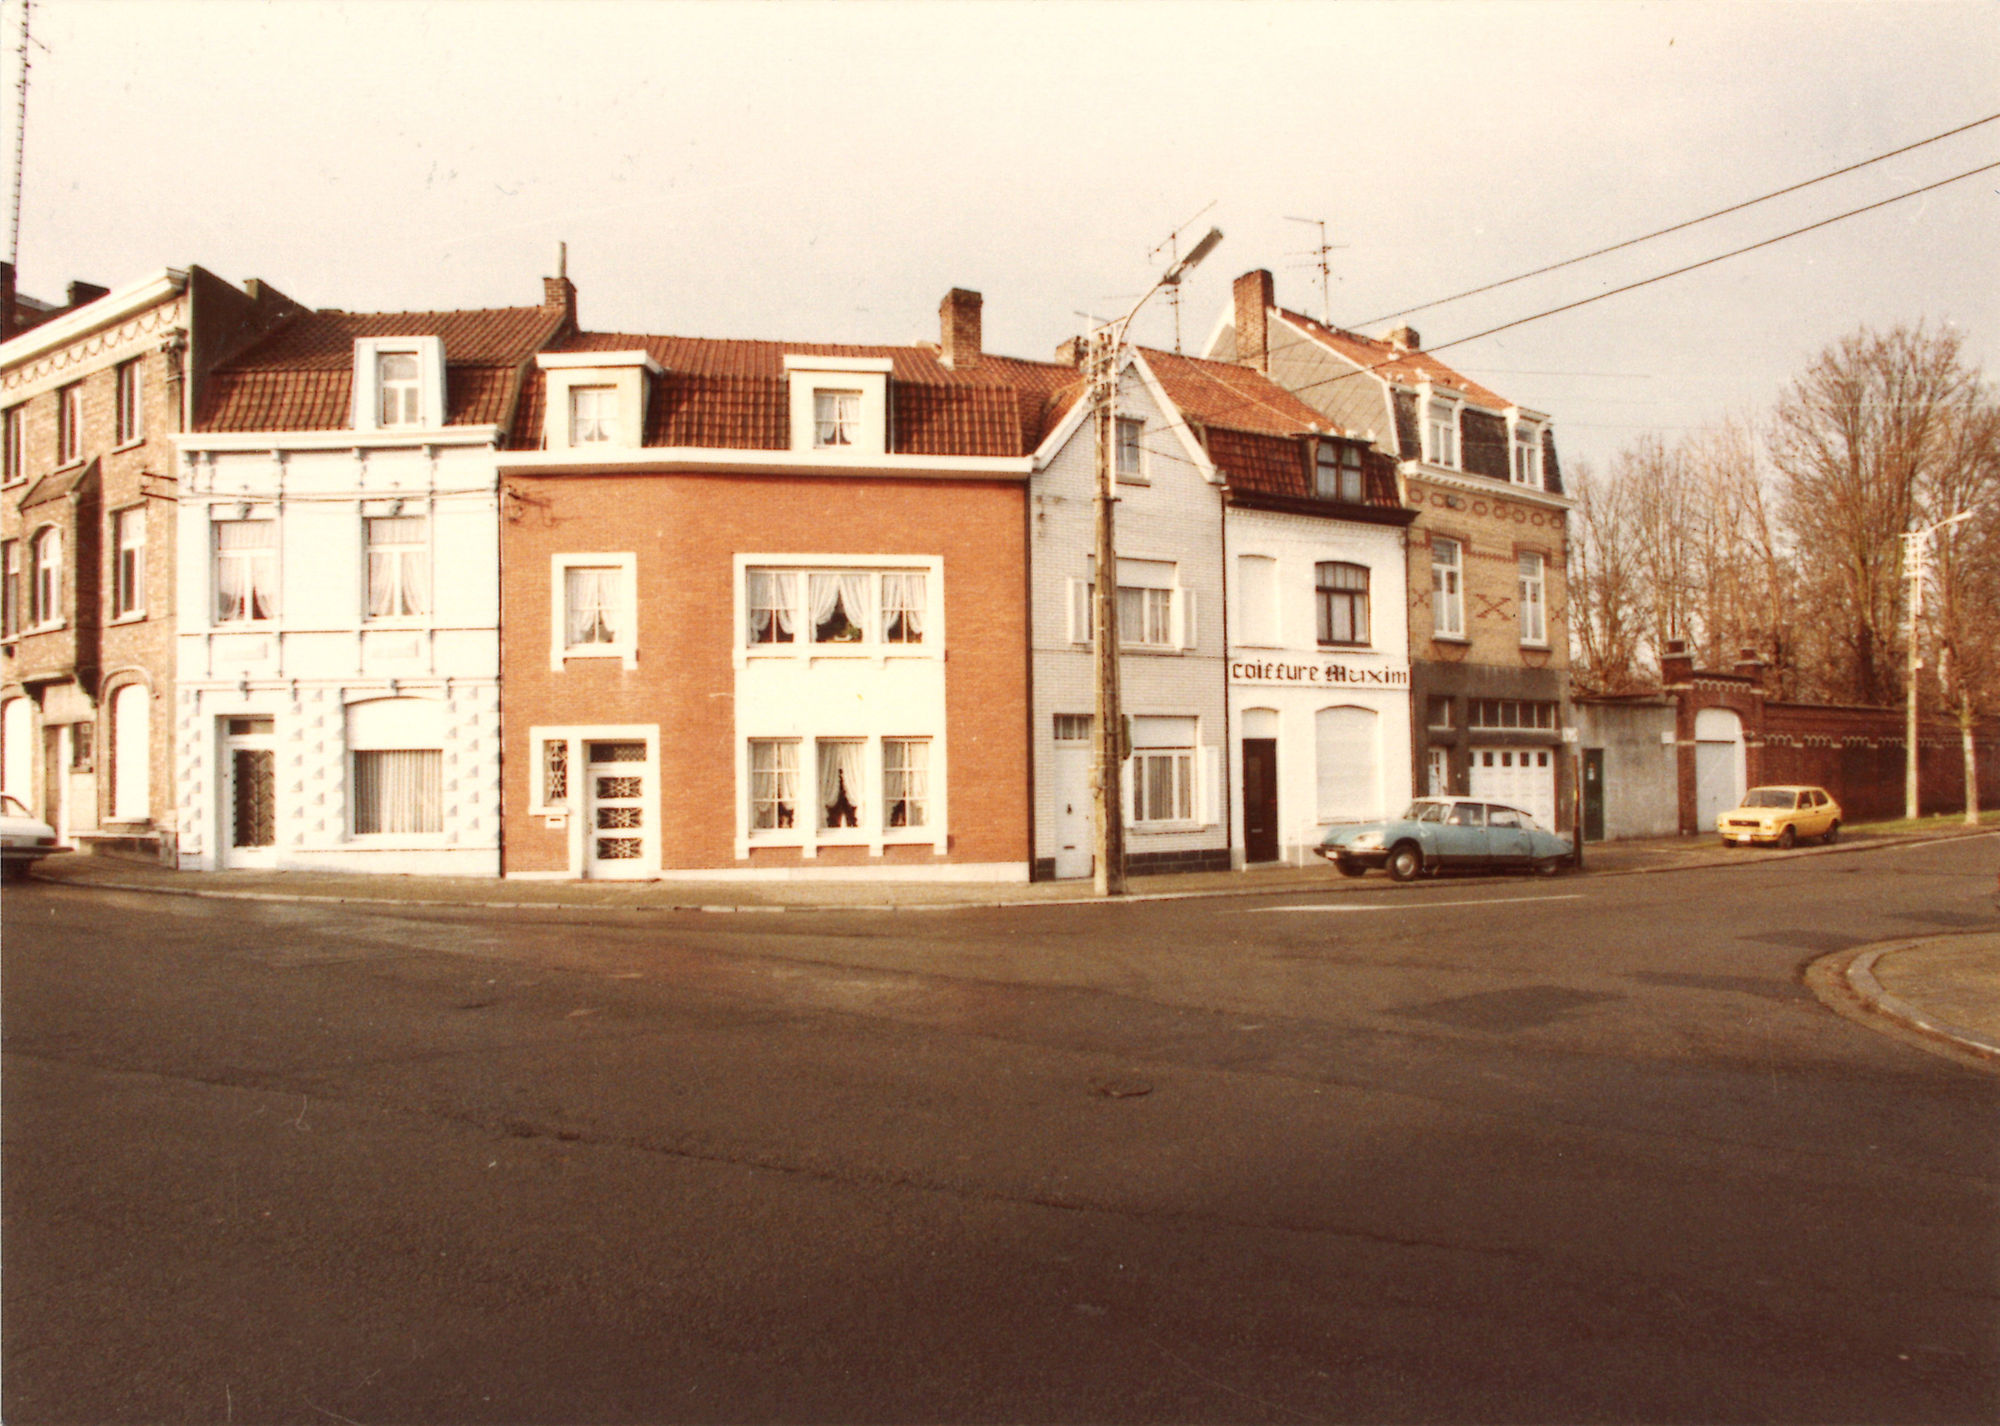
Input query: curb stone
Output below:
<box><xmin>1845</xmin><ymin>943</ymin><xmax>2000</xmax><ymax>1061</ymax></box>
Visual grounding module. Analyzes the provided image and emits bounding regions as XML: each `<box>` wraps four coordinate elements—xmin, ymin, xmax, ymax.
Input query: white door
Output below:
<box><xmin>1053</xmin><ymin>746</ymin><xmax>1092</xmax><ymax>879</ymax></box>
<box><xmin>583</xmin><ymin>739</ymin><xmax>653</xmax><ymax>879</ymax></box>
<box><xmin>219</xmin><ymin>716</ymin><xmax>277</xmax><ymax>867</ymax></box>
<box><xmin>1469</xmin><ymin>746</ymin><xmax>1557</xmax><ymax>828</ymax></box>
<box><xmin>1693</xmin><ymin>708</ymin><xmax>1746</xmax><ymax>827</ymax></box>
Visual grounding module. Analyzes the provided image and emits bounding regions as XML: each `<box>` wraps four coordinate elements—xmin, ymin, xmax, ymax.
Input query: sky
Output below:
<box><xmin>10</xmin><ymin>0</ymin><xmax>1998</xmax><ymax>478</ymax></box>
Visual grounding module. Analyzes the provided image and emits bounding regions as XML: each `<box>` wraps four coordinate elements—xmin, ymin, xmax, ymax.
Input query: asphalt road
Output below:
<box><xmin>4</xmin><ymin>839</ymin><xmax>1997</xmax><ymax>1424</ymax></box>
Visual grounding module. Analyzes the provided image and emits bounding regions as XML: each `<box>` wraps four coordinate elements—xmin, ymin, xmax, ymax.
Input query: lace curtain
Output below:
<box><xmin>353</xmin><ymin>749</ymin><xmax>442</xmax><ymax>835</ymax></box>
<box><xmin>809</xmin><ymin>572</ymin><xmax>872</xmax><ymax>643</ymax></box>
<box><xmin>215</xmin><ymin>521</ymin><xmax>276</xmax><ymax>622</ymax></box>
<box><xmin>565</xmin><ymin>567</ymin><xmax>620</xmax><ymax>645</ymax></box>
<box><xmin>881</xmin><ymin>573</ymin><xmax>925</xmax><ymax>643</ymax></box>
<box><xmin>817</xmin><ymin>740</ymin><xmax>864</xmax><ymax>828</ymax></box>
<box><xmin>747</xmin><ymin>571</ymin><xmax>796</xmax><ymax>644</ymax></box>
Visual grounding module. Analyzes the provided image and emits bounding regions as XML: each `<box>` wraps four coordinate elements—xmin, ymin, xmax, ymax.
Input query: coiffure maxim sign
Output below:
<box><xmin>1229</xmin><ymin>660</ymin><xmax>1410</xmax><ymax>687</ymax></box>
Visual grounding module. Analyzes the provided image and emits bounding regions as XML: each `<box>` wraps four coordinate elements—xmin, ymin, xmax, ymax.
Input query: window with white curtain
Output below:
<box><xmin>814</xmin><ymin>390</ymin><xmax>861</xmax><ymax>447</ymax></box>
<box><xmin>884</xmin><ymin>739</ymin><xmax>928</xmax><ymax>827</ymax></box>
<box><xmin>377</xmin><ymin>353</ymin><xmax>421</xmax><ymax>428</ymax></box>
<box><xmin>352</xmin><ymin>750</ymin><xmax>442</xmax><ymax>834</ymax></box>
<box><xmin>1512</xmin><ymin>425</ymin><xmax>1542</xmax><ymax>487</ymax></box>
<box><xmin>816</xmin><ymin>739</ymin><xmax>865</xmax><ymax>829</ymax></box>
<box><xmin>551</xmin><ymin>554</ymin><xmax>637</xmax><ymax>667</ymax></box>
<box><xmin>881</xmin><ymin>572</ymin><xmax>926</xmax><ymax>644</ymax></box>
<box><xmin>746</xmin><ymin>571</ymin><xmax>796</xmax><ymax>644</ymax></box>
<box><xmin>750</xmin><ymin>740</ymin><xmax>798</xmax><ymax>829</ymax></box>
<box><xmin>743</xmin><ymin>566</ymin><xmax>930</xmax><ymax>653</ymax></box>
<box><xmin>1425</xmin><ymin>397</ymin><xmax>1459</xmax><ymax>469</ymax></box>
<box><xmin>810</xmin><ymin>572</ymin><xmax>872</xmax><ymax>644</ymax></box>
<box><xmin>214</xmin><ymin>520</ymin><xmax>276</xmax><ymax>624</ymax></box>
<box><xmin>366</xmin><ymin>515</ymin><xmax>428</xmax><ymax>619</ymax></box>
<box><xmin>565</xmin><ymin>566</ymin><xmax>622</xmax><ymax>646</ymax></box>
<box><xmin>569</xmin><ymin>385</ymin><xmax>617</xmax><ymax>445</ymax></box>
<box><xmin>1129</xmin><ymin>715</ymin><xmax>1197</xmax><ymax>826</ymax></box>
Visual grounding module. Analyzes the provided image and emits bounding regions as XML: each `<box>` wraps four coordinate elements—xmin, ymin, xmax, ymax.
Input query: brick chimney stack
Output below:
<box><xmin>1661</xmin><ymin>639</ymin><xmax>1695</xmax><ymax>687</ymax></box>
<box><xmin>1386</xmin><ymin>325</ymin><xmax>1421</xmax><ymax>352</ymax></box>
<box><xmin>542</xmin><ymin>274</ymin><xmax>577</xmax><ymax>327</ymax></box>
<box><xmin>67</xmin><ymin>280</ymin><xmax>110</xmax><ymax>311</ymax></box>
<box><xmin>939</xmin><ymin>288</ymin><xmax>982</xmax><ymax>369</ymax></box>
<box><xmin>1054</xmin><ymin>335</ymin><xmax>1086</xmax><ymax>368</ymax></box>
<box><xmin>1233</xmin><ymin>269</ymin><xmax>1273</xmax><ymax>372</ymax></box>
<box><xmin>1733</xmin><ymin>647</ymin><xmax>1768</xmax><ymax>692</ymax></box>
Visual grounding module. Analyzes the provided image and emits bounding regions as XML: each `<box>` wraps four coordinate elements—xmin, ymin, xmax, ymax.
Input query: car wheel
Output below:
<box><xmin>1334</xmin><ymin>857</ymin><xmax>1368</xmax><ymax>878</ymax></box>
<box><xmin>1386</xmin><ymin>843</ymin><xmax>1423</xmax><ymax>883</ymax></box>
<box><xmin>1824</xmin><ymin>820</ymin><xmax>1839</xmax><ymax>845</ymax></box>
<box><xmin>1533</xmin><ymin>856</ymin><xmax>1564</xmax><ymax>877</ymax></box>
<box><xmin>1778</xmin><ymin>825</ymin><xmax>1796</xmax><ymax>850</ymax></box>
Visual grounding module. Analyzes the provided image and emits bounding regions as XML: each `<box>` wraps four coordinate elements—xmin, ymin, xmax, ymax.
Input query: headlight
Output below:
<box><xmin>1347</xmin><ymin>832</ymin><xmax>1384</xmax><ymax>850</ymax></box>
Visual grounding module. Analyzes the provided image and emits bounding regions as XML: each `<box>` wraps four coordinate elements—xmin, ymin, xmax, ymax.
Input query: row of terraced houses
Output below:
<box><xmin>1</xmin><ymin>262</ymin><xmax>1574</xmax><ymax>881</ymax></box>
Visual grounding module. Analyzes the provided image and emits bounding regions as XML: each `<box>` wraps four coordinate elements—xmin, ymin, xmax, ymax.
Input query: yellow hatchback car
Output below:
<box><xmin>1717</xmin><ymin>785</ymin><xmax>1842</xmax><ymax>849</ymax></box>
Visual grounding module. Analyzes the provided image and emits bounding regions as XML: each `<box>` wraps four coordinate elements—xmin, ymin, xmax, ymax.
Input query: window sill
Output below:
<box><xmin>346</xmin><ymin>835</ymin><xmax>451</xmax><ymax>849</ymax></box>
<box><xmin>554</xmin><ymin>646</ymin><xmax>636</xmax><ymax>671</ymax></box>
<box><xmin>1116</xmin><ymin>475</ymin><xmax>1150</xmax><ymax>487</ymax></box>
<box><xmin>1318</xmin><ymin>643</ymin><xmax>1375</xmax><ymax>652</ymax></box>
<box><xmin>22</xmin><ymin>621</ymin><xmax>66</xmax><ymax>636</ymax></box>
<box><xmin>364</xmin><ymin>618</ymin><xmax>431</xmax><ymax>631</ymax></box>
<box><xmin>107</xmin><ymin>611</ymin><xmax>148</xmax><ymax>627</ymax></box>
<box><xmin>1519</xmin><ymin>641</ymin><xmax>1550</xmax><ymax>651</ymax></box>
<box><xmin>112</xmin><ymin>438</ymin><xmax>146</xmax><ymax>455</ymax></box>
<box><xmin>1430</xmin><ymin>633</ymin><xmax>1471</xmax><ymax>646</ymax></box>
<box><xmin>53</xmin><ymin>458</ymin><xmax>86</xmax><ymax>475</ymax></box>
<box><xmin>1131</xmin><ymin>820</ymin><xmax>1206</xmax><ymax>835</ymax></box>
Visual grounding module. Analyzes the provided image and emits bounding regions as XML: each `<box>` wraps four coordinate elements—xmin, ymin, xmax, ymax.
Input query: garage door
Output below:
<box><xmin>1469</xmin><ymin>746</ymin><xmax>1557</xmax><ymax>829</ymax></box>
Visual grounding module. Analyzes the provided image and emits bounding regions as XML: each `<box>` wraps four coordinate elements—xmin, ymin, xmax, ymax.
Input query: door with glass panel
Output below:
<box><xmin>219</xmin><ymin>716</ymin><xmax>276</xmax><ymax>867</ymax></box>
<box><xmin>583</xmin><ymin>740</ymin><xmax>651</xmax><ymax>878</ymax></box>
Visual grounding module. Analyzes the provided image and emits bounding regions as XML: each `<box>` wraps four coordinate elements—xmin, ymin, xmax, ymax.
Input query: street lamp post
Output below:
<box><xmin>1088</xmin><ymin>227</ymin><xmax>1222</xmax><ymax>897</ymax></box>
<box><xmin>1902</xmin><ymin>510</ymin><xmax>1973</xmax><ymax>821</ymax></box>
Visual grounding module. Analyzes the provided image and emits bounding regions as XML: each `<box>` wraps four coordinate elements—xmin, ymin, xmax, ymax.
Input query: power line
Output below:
<box><xmin>1353</xmin><ymin>111</ymin><xmax>2000</xmax><ymax>329</ymax></box>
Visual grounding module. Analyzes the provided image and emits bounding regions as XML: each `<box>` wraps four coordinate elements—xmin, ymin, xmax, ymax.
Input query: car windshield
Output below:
<box><xmin>1741</xmin><ymin>788</ymin><xmax>1798</xmax><ymax>808</ymax></box>
<box><xmin>1403</xmin><ymin>802</ymin><xmax>1447</xmax><ymax>823</ymax></box>
<box><xmin>0</xmin><ymin>793</ymin><xmax>27</xmax><ymax>818</ymax></box>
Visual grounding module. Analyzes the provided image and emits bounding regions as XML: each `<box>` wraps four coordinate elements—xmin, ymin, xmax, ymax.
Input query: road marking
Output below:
<box><xmin>1247</xmin><ymin>893</ymin><xmax>1587</xmax><ymax>913</ymax></box>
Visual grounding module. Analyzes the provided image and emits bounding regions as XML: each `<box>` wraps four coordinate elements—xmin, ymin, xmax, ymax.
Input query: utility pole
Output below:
<box><xmin>1088</xmin><ymin>225</ymin><xmax>1224</xmax><ymax>896</ymax></box>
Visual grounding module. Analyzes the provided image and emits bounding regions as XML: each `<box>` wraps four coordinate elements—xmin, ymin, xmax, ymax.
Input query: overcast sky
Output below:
<box><xmin>11</xmin><ymin>0</ymin><xmax>1998</xmax><ymax>475</ymax></box>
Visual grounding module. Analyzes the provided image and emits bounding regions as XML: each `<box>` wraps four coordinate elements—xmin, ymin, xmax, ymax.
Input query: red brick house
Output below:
<box><xmin>495</xmin><ymin>289</ymin><xmax>1071</xmax><ymax>880</ymax></box>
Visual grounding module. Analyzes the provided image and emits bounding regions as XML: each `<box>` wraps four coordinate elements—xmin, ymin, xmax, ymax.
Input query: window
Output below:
<box><xmin>366</xmin><ymin>515</ymin><xmax>428</xmax><ymax>619</ymax></box>
<box><xmin>57</xmin><ymin>383</ymin><xmax>83</xmax><ymax>465</ymax></box>
<box><xmin>214</xmin><ymin>520</ymin><xmax>276</xmax><ymax>624</ymax></box>
<box><xmin>1118</xmin><ymin>585</ymin><xmax>1174</xmax><ymax>648</ymax></box>
<box><xmin>1512</xmin><ymin>426</ymin><xmax>1541</xmax><ymax>487</ymax></box>
<box><xmin>1427</xmin><ymin>696</ymin><xmax>1453</xmax><ymax>730</ymax></box>
<box><xmin>1053</xmin><ymin>714</ymin><xmax>1093</xmax><ymax>742</ymax></box>
<box><xmin>30</xmin><ymin>527</ymin><xmax>61</xmax><ymax>626</ymax></box>
<box><xmin>1426</xmin><ymin>746</ymin><xmax>1449</xmax><ymax>796</ymax></box>
<box><xmin>1074</xmin><ymin>559</ymin><xmax>1189</xmax><ymax>651</ymax></box>
<box><xmin>884</xmin><ymin>739</ymin><xmax>929</xmax><ymax>828</ymax></box>
<box><xmin>743</xmin><ymin>566</ymin><xmax>930</xmax><ymax>651</ymax></box>
<box><xmin>352</xmin><ymin>750</ymin><xmax>442</xmax><ymax>835</ymax></box>
<box><xmin>3</xmin><ymin>406</ymin><xmax>22</xmax><ymax>483</ymax></box>
<box><xmin>1315</xmin><ymin>441</ymin><xmax>1364</xmax><ymax>502</ymax></box>
<box><xmin>378</xmin><ymin>353</ymin><xmax>421</xmax><ymax>428</ymax></box>
<box><xmin>1425</xmin><ymin>400</ymin><xmax>1457</xmax><ymax>468</ymax></box>
<box><xmin>541</xmin><ymin>738</ymin><xmax>569</xmax><ymax>808</ymax></box>
<box><xmin>1431</xmin><ymin>538</ymin><xmax>1464</xmax><ymax>638</ymax></box>
<box><xmin>116</xmin><ymin>360</ymin><xmax>144</xmax><ymax>445</ymax></box>
<box><xmin>112</xmin><ymin>507</ymin><xmax>145</xmax><ymax>618</ymax></box>
<box><xmin>814</xmin><ymin>389</ymin><xmax>861</xmax><ymax>448</ymax></box>
<box><xmin>1468</xmin><ymin>699</ymin><xmax>1558</xmax><ymax>731</ymax></box>
<box><xmin>564</xmin><ymin>565</ymin><xmax>624</xmax><ymax>648</ymax></box>
<box><xmin>569</xmin><ymin>385</ymin><xmax>616</xmax><ymax>445</ymax></box>
<box><xmin>70</xmin><ymin>722</ymin><xmax>93</xmax><ymax>771</ymax></box>
<box><xmin>816</xmin><ymin>739</ymin><xmax>865</xmax><ymax>829</ymax></box>
<box><xmin>1315</xmin><ymin>561</ymin><xmax>1370</xmax><ymax>646</ymax></box>
<box><xmin>1</xmin><ymin>540</ymin><xmax>17</xmax><ymax>636</ymax></box>
<box><xmin>1116</xmin><ymin>417</ymin><xmax>1144</xmax><ymax>481</ymax></box>
<box><xmin>1519</xmin><ymin>552</ymin><xmax>1547</xmax><ymax>644</ymax></box>
<box><xmin>1130</xmin><ymin>716</ymin><xmax>1198</xmax><ymax>826</ymax></box>
<box><xmin>750</xmin><ymin>739</ymin><xmax>799</xmax><ymax>829</ymax></box>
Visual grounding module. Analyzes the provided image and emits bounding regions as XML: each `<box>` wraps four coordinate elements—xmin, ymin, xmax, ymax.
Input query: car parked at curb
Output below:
<box><xmin>1716</xmin><ymin>785</ymin><xmax>1841</xmax><ymax>849</ymax></box>
<box><xmin>1316</xmin><ymin>797</ymin><xmax>1573</xmax><ymax>882</ymax></box>
<box><xmin>1</xmin><ymin>792</ymin><xmax>58</xmax><ymax>880</ymax></box>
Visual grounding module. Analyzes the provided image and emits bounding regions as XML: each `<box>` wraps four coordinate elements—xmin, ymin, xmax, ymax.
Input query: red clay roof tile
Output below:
<box><xmin>1275</xmin><ymin>309</ymin><xmax>1512</xmax><ymax>410</ymax></box>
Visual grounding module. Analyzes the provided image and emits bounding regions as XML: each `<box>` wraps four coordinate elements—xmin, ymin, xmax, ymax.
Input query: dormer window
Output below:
<box><xmin>570</xmin><ymin>386</ymin><xmax>617</xmax><ymax>445</ymax></box>
<box><xmin>1424</xmin><ymin>397</ymin><xmax>1459</xmax><ymax>469</ymax></box>
<box><xmin>378</xmin><ymin>353</ymin><xmax>421</xmax><ymax>427</ymax></box>
<box><xmin>1511</xmin><ymin>420</ymin><xmax>1543</xmax><ymax>488</ymax></box>
<box><xmin>814</xmin><ymin>390</ymin><xmax>861</xmax><ymax>448</ymax></box>
<box><xmin>1314</xmin><ymin>440</ymin><xmax>1365</xmax><ymax>502</ymax></box>
<box><xmin>785</xmin><ymin>356</ymin><xmax>891</xmax><ymax>456</ymax></box>
<box><xmin>353</xmin><ymin>338</ymin><xmax>445</xmax><ymax>433</ymax></box>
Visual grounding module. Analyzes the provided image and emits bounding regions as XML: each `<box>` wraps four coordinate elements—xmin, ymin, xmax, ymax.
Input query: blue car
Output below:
<box><xmin>1316</xmin><ymin>797</ymin><xmax>1572</xmax><ymax>882</ymax></box>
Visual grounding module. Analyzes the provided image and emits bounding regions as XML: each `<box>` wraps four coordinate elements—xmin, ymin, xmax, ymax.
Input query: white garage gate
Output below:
<box><xmin>1469</xmin><ymin>746</ymin><xmax>1557</xmax><ymax>829</ymax></box>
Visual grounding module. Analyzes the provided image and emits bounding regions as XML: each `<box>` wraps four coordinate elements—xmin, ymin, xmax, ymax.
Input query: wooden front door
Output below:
<box><xmin>1242</xmin><ymin>737</ymin><xmax>1279</xmax><ymax>863</ymax></box>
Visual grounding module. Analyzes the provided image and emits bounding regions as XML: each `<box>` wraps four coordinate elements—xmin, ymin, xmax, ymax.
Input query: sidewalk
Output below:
<box><xmin>15</xmin><ymin>823</ymin><xmax>1998</xmax><ymax>1067</ymax></box>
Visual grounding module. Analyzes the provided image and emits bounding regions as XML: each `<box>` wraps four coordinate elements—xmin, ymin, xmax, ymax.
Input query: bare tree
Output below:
<box><xmin>1567</xmin><ymin>459</ymin><xmax>1651</xmax><ymax>693</ymax></box>
<box><xmin>1925</xmin><ymin>388</ymin><xmax>2000</xmax><ymax>819</ymax></box>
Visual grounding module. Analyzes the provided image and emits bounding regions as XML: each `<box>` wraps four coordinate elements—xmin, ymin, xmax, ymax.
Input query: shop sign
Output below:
<box><xmin>1229</xmin><ymin>660</ymin><xmax>1410</xmax><ymax>687</ymax></box>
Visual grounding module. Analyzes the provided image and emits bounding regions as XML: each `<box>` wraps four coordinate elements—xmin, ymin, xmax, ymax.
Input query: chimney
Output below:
<box><xmin>939</xmin><ymin>287</ymin><xmax>982</xmax><ymax>369</ymax></box>
<box><xmin>542</xmin><ymin>274</ymin><xmax>577</xmax><ymax>327</ymax></box>
<box><xmin>1054</xmin><ymin>335</ymin><xmax>1086</xmax><ymax>368</ymax></box>
<box><xmin>67</xmin><ymin>280</ymin><xmax>110</xmax><ymax>310</ymax></box>
<box><xmin>1</xmin><ymin>262</ymin><xmax>14</xmax><ymax>340</ymax></box>
<box><xmin>1233</xmin><ymin>269</ymin><xmax>1273</xmax><ymax>372</ymax></box>
<box><xmin>1386</xmin><ymin>324</ymin><xmax>1421</xmax><ymax>352</ymax></box>
<box><xmin>1661</xmin><ymin>638</ymin><xmax>1694</xmax><ymax>687</ymax></box>
<box><xmin>1733</xmin><ymin>647</ymin><xmax>1768</xmax><ymax>692</ymax></box>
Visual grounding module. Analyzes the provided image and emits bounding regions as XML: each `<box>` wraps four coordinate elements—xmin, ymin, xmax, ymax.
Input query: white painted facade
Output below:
<box><xmin>1224</xmin><ymin>508</ymin><xmax>1413</xmax><ymax>865</ymax></box>
<box><xmin>1029</xmin><ymin>358</ymin><xmax>1229</xmax><ymax>878</ymax></box>
<box><xmin>172</xmin><ymin>389</ymin><xmax>505</xmax><ymax>874</ymax></box>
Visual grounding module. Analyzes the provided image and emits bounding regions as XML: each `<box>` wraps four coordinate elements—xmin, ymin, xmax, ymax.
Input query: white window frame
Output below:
<box><xmin>115</xmin><ymin>359</ymin><xmax>144</xmax><ymax>447</ymax></box>
<box><xmin>883</xmin><ymin>737</ymin><xmax>930</xmax><ymax>830</ymax></box>
<box><xmin>352</xmin><ymin>337</ymin><xmax>446</xmax><ymax>433</ymax></box>
<box><xmin>29</xmin><ymin>525</ymin><xmax>62</xmax><ymax>629</ymax></box>
<box><xmin>111</xmin><ymin>504</ymin><xmax>146</xmax><ymax>619</ymax></box>
<box><xmin>350</xmin><ymin>748</ymin><xmax>444</xmax><ymax>837</ymax></box>
<box><xmin>212</xmin><ymin>517</ymin><xmax>278</xmax><ymax>626</ymax></box>
<box><xmin>551</xmin><ymin>553</ymin><xmax>638</xmax><ymax>669</ymax></box>
<box><xmin>1519</xmin><ymin>551</ymin><xmax>1547</xmax><ymax>645</ymax></box>
<box><xmin>735</xmin><ymin>556</ymin><xmax>943</xmax><ymax>664</ymax></box>
<box><xmin>1511</xmin><ymin>422</ymin><xmax>1542</xmax><ymax>488</ymax></box>
<box><xmin>377</xmin><ymin>352</ymin><xmax>422</xmax><ymax>429</ymax></box>
<box><xmin>569</xmin><ymin>384</ymin><xmax>618</xmax><ymax>446</ymax></box>
<box><xmin>2</xmin><ymin>405</ymin><xmax>22</xmax><ymax>484</ymax></box>
<box><xmin>57</xmin><ymin>383</ymin><xmax>83</xmax><ymax>466</ymax></box>
<box><xmin>365</xmin><ymin>513</ymin><xmax>430</xmax><ymax>622</ymax></box>
<box><xmin>1431</xmin><ymin>537</ymin><xmax>1464</xmax><ymax>639</ymax></box>
<box><xmin>784</xmin><ymin>356</ymin><xmax>891</xmax><ymax>457</ymax></box>
<box><xmin>1</xmin><ymin>537</ymin><xmax>19</xmax><ymax>637</ymax></box>
<box><xmin>1131</xmin><ymin>746</ymin><xmax>1196</xmax><ymax>826</ymax></box>
<box><xmin>1423</xmin><ymin>393</ymin><xmax>1460</xmax><ymax>470</ymax></box>
<box><xmin>1115</xmin><ymin>416</ymin><xmax>1146</xmax><ymax>483</ymax></box>
<box><xmin>748</xmin><ymin>737</ymin><xmax>802</xmax><ymax>832</ymax></box>
<box><xmin>814</xmin><ymin>389</ymin><xmax>862</xmax><ymax>449</ymax></box>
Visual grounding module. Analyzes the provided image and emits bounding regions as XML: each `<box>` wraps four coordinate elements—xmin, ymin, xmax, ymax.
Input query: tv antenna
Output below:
<box><xmin>1285</xmin><ymin>215</ymin><xmax>1346</xmax><ymax>327</ymax></box>
<box><xmin>1146</xmin><ymin>200</ymin><xmax>1217</xmax><ymax>353</ymax></box>
<box><xmin>9</xmin><ymin>0</ymin><xmax>36</xmax><ymax>267</ymax></box>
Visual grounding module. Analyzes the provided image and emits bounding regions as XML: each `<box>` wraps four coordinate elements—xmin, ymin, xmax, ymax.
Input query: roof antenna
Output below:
<box><xmin>558</xmin><ymin>240</ymin><xmax>567</xmax><ymax>279</ymax></box>
<box><xmin>1147</xmin><ymin>200</ymin><xmax>1216</xmax><ymax>353</ymax></box>
<box><xmin>1285</xmin><ymin>215</ymin><xmax>1346</xmax><ymax>327</ymax></box>
<box><xmin>9</xmin><ymin>0</ymin><xmax>34</xmax><ymax>267</ymax></box>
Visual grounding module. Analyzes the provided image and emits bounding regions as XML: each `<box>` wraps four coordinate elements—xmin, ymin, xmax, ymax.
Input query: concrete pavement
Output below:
<box><xmin>16</xmin><ymin>823</ymin><xmax>1998</xmax><ymax>1066</ymax></box>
